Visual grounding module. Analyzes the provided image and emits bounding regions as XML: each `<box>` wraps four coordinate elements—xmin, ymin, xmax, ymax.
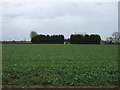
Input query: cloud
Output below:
<box><xmin>2</xmin><ymin>2</ymin><xmax>118</xmax><ymax>41</ymax></box>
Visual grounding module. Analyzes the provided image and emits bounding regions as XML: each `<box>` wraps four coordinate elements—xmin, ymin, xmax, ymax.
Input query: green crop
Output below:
<box><xmin>2</xmin><ymin>44</ymin><xmax>119</xmax><ymax>86</ymax></box>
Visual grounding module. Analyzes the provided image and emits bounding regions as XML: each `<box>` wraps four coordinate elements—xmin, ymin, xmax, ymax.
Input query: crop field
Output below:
<box><xmin>2</xmin><ymin>44</ymin><xmax>119</xmax><ymax>87</ymax></box>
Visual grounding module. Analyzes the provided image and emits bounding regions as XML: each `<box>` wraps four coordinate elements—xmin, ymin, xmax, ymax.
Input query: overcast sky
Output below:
<box><xmin>1</xmin><ymin>2</ymin><xmax>118</xmax><ymax>41</ymax></box>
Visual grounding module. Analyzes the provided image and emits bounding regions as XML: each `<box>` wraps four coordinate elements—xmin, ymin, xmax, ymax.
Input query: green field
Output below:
<box><xmin>2</xmin><ymin>44</ymin><xmax>119</xmax><ymax>86</ymax></box>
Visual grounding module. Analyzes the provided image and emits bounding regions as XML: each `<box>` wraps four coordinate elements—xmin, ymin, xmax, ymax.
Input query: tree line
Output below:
<box><xmin>31</xmin><ymin>31</ymin><xmax>101</xmax><ymax>44</ymax></box>
<box><xmin>70</xmin><ymin>34</ymin><xmax>101</xmax><ymax>44</ymax></box>
<box><xmin>31</xmin><ymin>34</ymin><xmax>64</xmax><ymax>44</ymax></box>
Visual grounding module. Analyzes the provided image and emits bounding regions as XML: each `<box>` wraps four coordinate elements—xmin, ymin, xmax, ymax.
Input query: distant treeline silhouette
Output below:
<box><xmin>31</xmin><ymin>34</ymin><xmax>101</xmax><ymax>44</ymax></box>
<box><xmin>70</xmin><ymin>34</ymin><xmax>101</xmax><ymax>44</ymax></box>
<box><xmin>31</xmin><ymin>35</ymin><xmax>64</xmax><ymax>44</ymax></box>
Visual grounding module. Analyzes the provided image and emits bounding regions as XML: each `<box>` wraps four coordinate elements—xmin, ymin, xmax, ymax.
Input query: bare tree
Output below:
<box><xmin>106</xmin><ymin>37</ymin><xmax>113</xmax><ymax>42</ymax></box>
<box><xmin>112</xmin><ymin>32</ymin><xmax>120</xmax><ymax>43</ymax></box>
<box><xmin>30</xmin><ymin>31</ymin><xmax>38</xmax><ymax>39</ymax></box>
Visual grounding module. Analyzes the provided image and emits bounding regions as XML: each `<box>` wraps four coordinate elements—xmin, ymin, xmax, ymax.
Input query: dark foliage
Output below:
<box><xmin>31</xmin><ymin>34</ymin><xmax>64</xmax><ymax>44</ymax></box>
<box><xmin>70</xmin><ymin>34</ymin><xmax>101</xmax><ymax>44</ymax></box>
<box><xmin>31</xmin><ymin>33</ymin><xmax>101</xmax><ymax>44</ymax></box>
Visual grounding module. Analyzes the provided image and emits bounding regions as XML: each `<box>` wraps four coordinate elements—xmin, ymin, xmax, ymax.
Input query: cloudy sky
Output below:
<box><xmin>1</xmin><ymin>2</ymin><xmax>118</xmax><ymax>41</ymax></box>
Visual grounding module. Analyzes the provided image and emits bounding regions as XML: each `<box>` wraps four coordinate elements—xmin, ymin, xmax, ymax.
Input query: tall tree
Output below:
<box><xmin>30</xmin><ymin>31</ymin><xmax>38</xmax><ymax>39</ymax></box>
<box><xmin>112</xmin><ymin>32</ymin><xmax>120</xmax><ymax>43</ymax></box>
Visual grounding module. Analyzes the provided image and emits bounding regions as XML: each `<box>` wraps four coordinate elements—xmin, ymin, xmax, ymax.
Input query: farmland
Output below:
<box><xmin>2</xmin><ymin>44</ymin><xmax>119</xmax><ymax>87</ymax></box>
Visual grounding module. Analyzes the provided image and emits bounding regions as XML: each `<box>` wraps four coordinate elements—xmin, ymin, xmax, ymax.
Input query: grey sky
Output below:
<box><xmin>2</xmin><ymin>2</ymin><xmax>118</xmax><ymax>41</ymax></box>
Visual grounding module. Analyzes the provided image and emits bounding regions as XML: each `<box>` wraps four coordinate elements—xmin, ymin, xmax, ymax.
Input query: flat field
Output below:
<box><xmin>2</xmin><ymin>44</ymin><xmax>119</xmax><ymax>86</ymax></box>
